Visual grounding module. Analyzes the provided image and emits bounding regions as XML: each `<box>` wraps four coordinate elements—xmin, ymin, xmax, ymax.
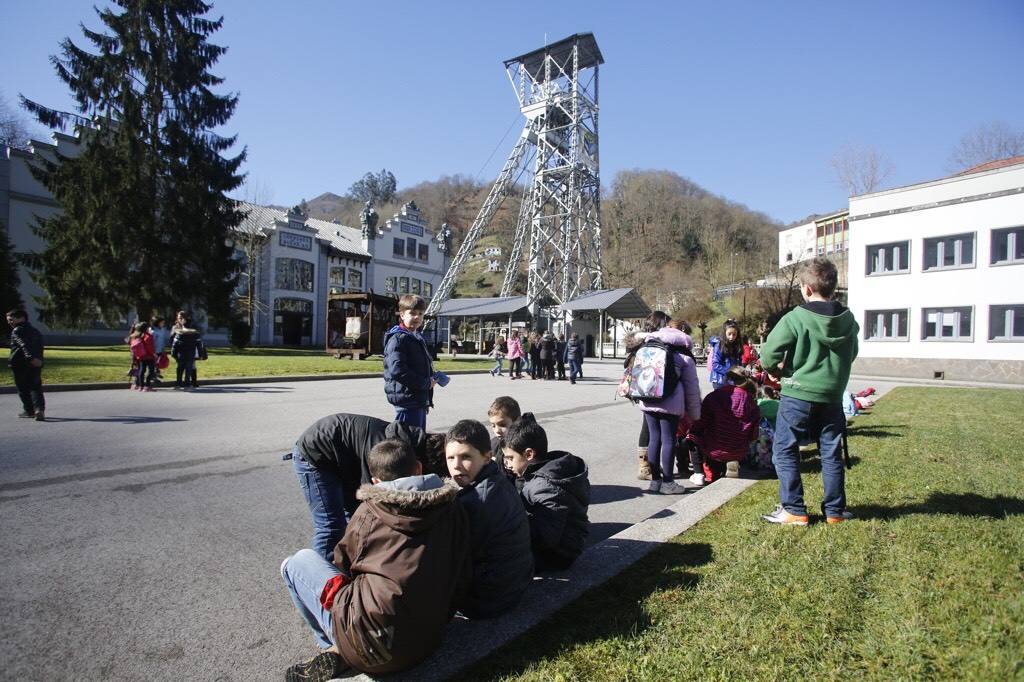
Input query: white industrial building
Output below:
<box><xmin>847</xmin><ymin>157</ymin><xmax>1024</xmax><ymax>384</ymax></box>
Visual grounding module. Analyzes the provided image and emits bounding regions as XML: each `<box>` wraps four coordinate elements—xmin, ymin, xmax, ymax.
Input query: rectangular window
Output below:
<box><xmin>422</xmin><ymin>282</ymin><xmax>433</xmax><ymax>298</ymax></box>
<box><xmin>865</xmin><ymin>309</ymin><xmax>909</xmax><ymax>341</ymax></box>
<box><xmin>406</xmin><ymin>238</ymin><xmax>417</xmax><ymax>259</ymax></box>
<box><xmin>866</xmin><ymin>241</ymin><xmax>910</xmax><ymax>275</ymax></box>
<box><xmin>398</xmin><ymin>277</ymin><xmax>409</xmax><ymax>294</ymax></box>
<box><xmin>329</xmin><ymin>266</ymin><xmax>345</xmax><ymax>287</ymax></box>
<box><xmin>275</xmin><ymin>258</ymin><xmax>314</xmax><ymax>292</ymax></box>
<box><xmin>418</xmin><ymin>243</ymin><xmax>429</xmax><ymax>262</ymax></box>
<box><xmin>922</xmin><ymin>306</ymin><xmax>973</xmax><ymax>341</ymax></box>
<box><xmin>923</xmin><ymin>232</ymin><xmax>974</xmax><ymax>271</ymax></box>
<box><xmin>991</xmin><ymin>226</ymin><xmax>1024</xmax><ymax>265</ymax></box>
<box><xmin>989</xmin><ymin>305</ymin><xmax>1024</xmax><ymax>341</ymax></box>
<box><xmin>347</xmin><ymin>269</ymin><xmax>362</xmax><ymax>291</ymax></box>
<box><xmin>411</xmin><ymin>278</ymin><xmax>421</xmax><ymax>295</ymax></box>
<box><xmin>393</xmin><ymin>238</ymin><xmax>404</xmax><ymax>258</ymax></box>
<box><xmin>385</xmin><ymin>276</ymin><xmax>396</xmax><ymax>293</ymax></box>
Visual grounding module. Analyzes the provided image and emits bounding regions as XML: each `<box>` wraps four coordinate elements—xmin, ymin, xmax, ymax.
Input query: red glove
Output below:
<box><xmin>319</xmin><ymin>573</ymin><xmax>349</xmax><ymax>610</ymax></box>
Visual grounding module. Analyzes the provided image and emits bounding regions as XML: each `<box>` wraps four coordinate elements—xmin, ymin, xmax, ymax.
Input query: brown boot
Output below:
<box><xmin>637</xmin><ymin>447</ymin><xmax>652</xmax><ymax>480</ymax></box>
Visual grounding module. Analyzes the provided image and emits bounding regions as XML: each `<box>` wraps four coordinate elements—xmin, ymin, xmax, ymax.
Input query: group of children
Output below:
<box><xmin>280</xmin><ymin>394</ymin><xmax>591</xmax><ymax>680</ymax></box>
<box><xmin>488</xmin><ymin>329</ymin><xmax>586</xmax><ymax>384</ymax></box>
<box><xmin>126</xmin><ymin>310</ymin><xmax>207</xmax><ymax>391</ymax></box>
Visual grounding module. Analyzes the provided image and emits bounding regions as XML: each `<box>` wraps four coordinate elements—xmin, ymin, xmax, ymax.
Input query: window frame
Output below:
<box><xmin>988</xmin><ymin>304</ymin><xmax>1024</xmax><ymax>342</ymax></box>
<box><xmin>864</xmin><ymin>308</ymin><xmax>910</xmax><ymax>342</ymax></box>
<box><xmin>393</xmin><ymin>238</ymin><xmax>405</xmax><ymax>258</ymax></box>
<box><xmin>274</xmin><ymin>257</ymin><xmax>315</xmax><ymax>292</ymax></box>
<box><xmin>990</xmin><ymin>226</ymin><xmax>1024</xmax><ymax>266</ymax></box>
<box><xmin>866</xmin><ymin>240</ymin><xmax>911</xmax><ymax>276</ymax></box>
<box><xmin>921</xmin><ymin>305</ymin><xmax>974</xmax><ymax>342</ymax></box>
<box><xmin>922</xmin><ymin>231</ymin><xmax>976</xmax><ymax>272</ymax></box>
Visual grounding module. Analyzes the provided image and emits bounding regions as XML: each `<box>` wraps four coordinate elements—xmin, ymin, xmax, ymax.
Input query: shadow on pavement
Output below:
<box><xmin>586</xmin><ymin>521</ymin><xmax>632</xmax><ymax>544</ymax></box>
<box><xmin>183</xmin><ymin>386</ymin><xmax>294</xmax><ymax>393</ymax></box>
<box><xmin>855</xmin><ymin>492</ymin><xmax>1024</xmax><ymax>521</ymax></box>
<box><xmin>43</xmin><ymin>416</ymin><xmax>188</xmax><ymax>424</ymax></box>
<box><xmin>589</xmin><ymin>484</ymin><xmax>644</xmax><ymax>504</ymax></box>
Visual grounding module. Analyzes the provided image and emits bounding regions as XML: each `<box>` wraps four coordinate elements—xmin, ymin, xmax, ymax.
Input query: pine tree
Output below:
<box><xmin>0</xmin><ymin>220</ymin><xmax>26</xmax><ymax>340</ymax></box>
<box><xmin>21</xmin><ymin>0</ymin><xmax>245</xmax><ymax>328</ymax></box>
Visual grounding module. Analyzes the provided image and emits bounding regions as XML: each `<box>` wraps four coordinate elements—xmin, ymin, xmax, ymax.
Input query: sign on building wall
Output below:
<box><xmin>279</xmin><ymin>232</ymin><xmax>313</xmax><ymax>250</ymax></box>
<box><xmin>400</xmin><ymin>222</ymin><xmax>424</xmax><ymax>237</ymax></box>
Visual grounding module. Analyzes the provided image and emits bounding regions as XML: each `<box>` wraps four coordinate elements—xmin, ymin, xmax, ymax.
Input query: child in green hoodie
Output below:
<box><xmin>758</xmin><ymin>257</ymin><xmax>859</xmax><ymax>526</ymax></box>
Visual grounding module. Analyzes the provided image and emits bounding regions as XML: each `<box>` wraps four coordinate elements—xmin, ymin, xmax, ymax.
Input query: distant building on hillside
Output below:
<box><xmin>777</xmin><ymin>209</ymin><xmax>849</xmax><ymax>289</ymax></box>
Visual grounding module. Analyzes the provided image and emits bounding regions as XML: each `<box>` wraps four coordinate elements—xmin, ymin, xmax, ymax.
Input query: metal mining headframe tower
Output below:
<box><xmin>424</xmin><ymin>33</ymin><xmax>604</xmax><ymax>318</ymax></box>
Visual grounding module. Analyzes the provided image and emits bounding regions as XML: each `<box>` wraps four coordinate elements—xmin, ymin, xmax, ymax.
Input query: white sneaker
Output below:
<box><xmin>646</xmin><ymin>480</ymin><xmax>662</xmax><ymax>493</ymax></box>
<box><xmin>660</xmin><ymin>481</ymin><xmax>687</xmax><ymax>495</ymax></box>
<box><xmin>689</xmin><ymin>473</ymin><xmax>706</xmax><ymax>486</ymax></box>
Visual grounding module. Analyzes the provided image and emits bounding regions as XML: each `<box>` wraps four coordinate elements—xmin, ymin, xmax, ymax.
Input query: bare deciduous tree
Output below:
<box><xmin>234</xmin><ymin>178</ymin><xmax>274</xmax><ymax>330</ymax></box>
<box><xmin>948</xmin><ymin>121</ymin><xmax>1024</xmax><ymax>172</ymax></box>
<box><xmin>0</xmin><ymin>91</ymin><xmax>38</xmax><ymax>150</ymax></box>
<box><xmin>831</xmin><ymin>143</ymin><xmax>894</xmax><ymax>196</ymax></box>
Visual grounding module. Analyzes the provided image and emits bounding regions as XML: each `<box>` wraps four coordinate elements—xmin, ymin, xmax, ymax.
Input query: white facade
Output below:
<box><xmin>778</xmin><ymin>220</ymin><xmax>816</xmax><ymax>268</ymax></box>
<box><xmin>363</xmin><ymin>202</ymin><xmax>447</xmax><ymax>302</ymax></box>
<box><xmin>847</xmin><ymin>160</ymin><xmax>1024</xmax><ymax>381</ymax></box>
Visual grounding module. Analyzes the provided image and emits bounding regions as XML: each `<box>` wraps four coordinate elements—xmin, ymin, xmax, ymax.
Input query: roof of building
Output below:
<box><xmin>954</xmin><ymin>155</ymin><xmax>1024</xmax><ymax>176</ymax></box>
<box><xmin>503</xmin><ymin>33</ymin><xmax>604</xmax><ymax>80</ymax></box>
<box><xmin>235</xmin><ymin>201</ymin><xmax>369</xmax><ymax>260</ymax></box>
<box><xmin>560</xmin><ymin>288</ymin><xmax>651</xmax><ymax>319</ymax></box>
<box><xmin>435</xmin><ymin>296</ymin><xmax>532</xmax><ymax>320</ymax></box>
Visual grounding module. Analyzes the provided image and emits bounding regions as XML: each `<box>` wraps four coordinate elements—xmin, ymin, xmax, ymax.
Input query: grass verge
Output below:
<box><xmin>0</xmin><ymin>345</ymin><xmax>491</xmax><ymax>385</ymax></box>
<box><xmin>466</xmin><ymin>387</ymin><xmax>1024</xmax><ymax>681</ymax></box>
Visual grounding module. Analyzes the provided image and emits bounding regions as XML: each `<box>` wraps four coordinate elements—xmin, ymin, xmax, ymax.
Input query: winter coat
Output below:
<box><xmin>518</xmin><ymin>451</ymin><xmax>590</xmax><ymax>571</ymax></box>
<box><xmin>294</xmin><ymin>413</ymin><xmax>427</xmax><ymax>516</ymax></box>
<box><xmin>170</xmin><ymin>327</ymin><xmax>203</xmax><ymax>361</ymax></box>
<box><xmin>708</xmin><ymin>336</ymin><xmax>743</xmax><ymax>386</ymax></box>
<box><xmin>539</xmin><ymin>335</ymin><xmax>555</xmax><ymax>360</ymax></box>
<box><xmin>383</xmin><ymin>325</ymin><xmax>434</xmax><ymax>409</ymax></box>
<box><xmin>506</xmin><ymin>337</ymin><xmax>524</xmax><ymax>360</ymax></box>
<box><xmin>455</xmin><ymin>460</ymin><xmax>534</xmax><ymax>619</ymax></box>
<box><xmin>130</xmin><ymin>333</ymin><xmax>156</xmax><ymax>361</ymax></box>
<box><xmin>9</xmin><ymin>321</ymin><xmax>44</xmax><ymax>369</ymax></box>
<box><xmin>150</xmin><ymin>327</ymin><xmax>171</xmax><ymax>354</ymax></box>
<box><xmin>555</xmin><ymin>339</ymin><xmax>567</xmax><ymax>363</ymax></box>
<box><xmin>689</xmin><ymin>385</ymin><xmax>760</xmax><ymax>462</ymax></box>
<box><xmin>330</xmin><ymin>476</ymin><xmax>471</xmax><ymax>674</ymax></box>
<box><xmin>564</xmin><ymin>337</ymin><xmax>584</xmax><ymax>363</ymax></box>
<box><xmin>638</xmin><ymin>327</ymin><xmax>702</xmax><ymax>419</ymax></box>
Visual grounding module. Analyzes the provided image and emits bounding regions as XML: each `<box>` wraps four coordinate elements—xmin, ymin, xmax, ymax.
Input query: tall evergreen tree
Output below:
<box><xmin>21</xmin><ymin>0</ymin><xmax>244</xmax><ymax>328</ymax></box>
<box><xmin>0</xmin><ymin>219</ymin><xmax>26</xmax><ymax>340</ymax></box>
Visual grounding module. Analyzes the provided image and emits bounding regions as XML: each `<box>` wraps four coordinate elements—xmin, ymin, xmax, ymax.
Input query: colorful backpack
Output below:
<box><xmin>618</xmin><ymin>338</ymin><xmax>683</xmax><ymax>403</ymax></box>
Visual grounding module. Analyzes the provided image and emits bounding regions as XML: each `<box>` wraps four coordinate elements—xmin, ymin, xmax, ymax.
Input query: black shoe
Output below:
<box><xmin>35</xmin><ymin>411</ymin><xmax>45</xmax><ymax>422</ymax></box>
<box><xmin>285</xmin><ymin>651</ymin><xmax>346</xmax><ymax>682</ymax></box>
<box><xmin>18</xmin><ymin>411</ymin><xmax>36</xmax><ymax>418</ymax></box>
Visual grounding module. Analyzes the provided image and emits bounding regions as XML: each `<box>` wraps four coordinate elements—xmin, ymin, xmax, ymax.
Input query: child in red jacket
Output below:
<box><xmin>687</xmin><ymin>366</ymin><xmax>760</xmax><ymax>484</ymax></box>
<box><xmin>128</xmin><ymin>321</ymin><xmax>157</xmax><ymax>391</ymax></box>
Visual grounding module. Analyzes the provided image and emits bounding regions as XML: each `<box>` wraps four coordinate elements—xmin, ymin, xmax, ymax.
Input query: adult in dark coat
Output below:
<box><xmin>539</xmin><ymin>331</ymin><xmax>556</xmax><ymax>380</ymax></box>
<box><xmin>554</xmin><ymin>333</ymin><xmax>567</xmax><ymax>380</ymax></box>
<box><xmin>564</xmin><ymin>333</ymin><xmax>585</xmax><ymax>384</ymax></box>
<box><xmin>455</xmin><ymin>460</ymin><xmax>534</xmax><ymax>619</ymax></box>
<box><xmin>291</xmin><ymin>413</ymin><xmax>430</xmax><ymax>560</ymax></box>
<box><xmin>7</xmin><ymin>309</ymin><xmax>45</xmax><ymax>420</ymax></box>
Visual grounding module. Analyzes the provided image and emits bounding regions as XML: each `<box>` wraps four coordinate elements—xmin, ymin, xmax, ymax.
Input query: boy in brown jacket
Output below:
<box><xmin>280</xmin><ymin>439</ymin><xmax>471</xmax><ymax>680</ymax></box>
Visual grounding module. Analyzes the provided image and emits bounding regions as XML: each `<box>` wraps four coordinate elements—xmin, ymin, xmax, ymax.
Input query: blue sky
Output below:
<box><xmin>3</xmin><ymin>1</ymin><xmax>1022</xmax><ymax>224</ymax></box>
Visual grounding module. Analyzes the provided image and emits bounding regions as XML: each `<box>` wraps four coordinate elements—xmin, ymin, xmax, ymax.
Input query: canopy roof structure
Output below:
<box><xmin>503</xmin><ymin>32</ymin><xmax>604</xmax><ymax>80</ymax></box>
<box><xmin>560</xmin><ymin>288</ymin><xmax>651</xmax><ymax>319</ymax></box>
<box><xmin>434</xmin><ymin>296</ymin><xmax>532</xmax><ymax>321</ymax></box>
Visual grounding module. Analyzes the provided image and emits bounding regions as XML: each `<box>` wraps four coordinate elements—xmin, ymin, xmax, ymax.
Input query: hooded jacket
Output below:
<box><xmin>564</xmin><ymin>336</ymin><xmax>584</xmax><ymax>363</ymax></box>
<box><xmin>518</xmin><ymin>451</ymin><xmax>590</xmax><ymax>571</ymax></box>
<box><xmin>170</xmin><ymin>327</ymin><xmax>203</xmax><ymax>361</ymax></box>
<box><xmin>294</xmin><ymin>413</ymin><xmax>426</xmax><ymax>516</ymax></box>
<box><xmin>637</xmin><ymin>328</ymin><xmax>702</xmax><ymax>420</ymax></box>
<box><xmin>383</xmin><ymin>325</ymin><xmax>434</xmax><ymax>408</ymax></box>
<box><xmin>689</xmin><ymin>385</ymin><xmax>760</xmax><ymax>462</ymax></box>
<box><xmin>455</xmin><ymin>460</ymin><xmax>533</xmax><ymax>619</ymax></box>
<box><xmin>759</xmin><ymin>301</ymin><xmax>859</xmax><ymax>403</ymax></box>
<box><xmin>506</xmin><ymin>336</ymin><xmax>523</xmax><ymax>360</ymax></box>
<box><xmin>538</xmin><ymin>333</ymin><xmax>555</xmax><ymax>360</ymax></box>
<box><xmin>330</xmin><ymin>476</ymin><xmax>471</xmax><ymax>674</ymax></box>
<box><xmin>9</xmin><ymin>321</ymin><xmax>44</xmax><ymax>369</ymax></box>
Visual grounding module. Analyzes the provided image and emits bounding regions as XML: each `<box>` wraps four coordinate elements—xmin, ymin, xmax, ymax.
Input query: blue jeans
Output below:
<box><xmin>394</xmin><ymin>406</ymin><xmax>427</xmax><ymax>430</ymax></box>
<box><xmin>135</xmin><ymin>359</ymin><xmax>156</xmax><ymax>389</ymax></box>
<box><xmin>491</xmin><ymin>357</ymin><xmax>504</xmax><ymax>375</ymax></box>
<box><xmin>569</xmin><ymin>359</ymin><xmax>581</xmax><ymax>382</ymax></box>
<box><xmin>293</xmin><ymin>451</ymin><xmax>349</xmax><ymax>561</ymax></box>
<box><xmin>281</xmin><ymin>548</ymin><xmax>341</xmax><ymax>649</ymax></box>
<box><xmin>772</xmin><ymin>395</ymin><xmax>847</xmax><ymax>517</ymax></box>
<box><xmin>645</xmin><ymin>411</ymin><xmax>680</xmax><ymax>483</ymax></box>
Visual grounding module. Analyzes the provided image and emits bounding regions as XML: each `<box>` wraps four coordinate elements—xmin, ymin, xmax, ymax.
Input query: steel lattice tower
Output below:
<box><xmin>425</xmin><ymin>33</ymin><xmax>603</xmax><ymax>317</ymax></box>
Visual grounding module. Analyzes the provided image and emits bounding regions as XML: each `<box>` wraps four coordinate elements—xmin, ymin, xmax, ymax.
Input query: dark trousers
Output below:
<box><xmin>529</xmin><ymin>352</ymin><xmax>541</xmax><ymax>378</ymax></box>
<box><xmin>176</xmin><ymin>357</ymin><xmax>197</xmax><ymax>387</ymax></box>
<box><xmin>510</xmin><ymin>357</ymin><xmax>523</xmax><ymax>377</ymax></box>
<box><xmin>644</xmin><ymin>411</ymin><xmax>680</xmax><ymax>483</ymax></box>
<box><xmin>12</xmin><ymin>364</ymin><xmax>45</xmax><ymax>413</ymax></box>
<box><xmin>556</xmin><ymin>359</ymin><xmax>566</xmax><ymax>379</ymax></box>
<box><xmin>544</xmin><ymin>358</ymin><xmax>555</xmax><ymax>379</ymax></box>
<box><xmin>135</xmin><ymin>359</ymin><xmax>156</xmax><ymax>389</ymax></box>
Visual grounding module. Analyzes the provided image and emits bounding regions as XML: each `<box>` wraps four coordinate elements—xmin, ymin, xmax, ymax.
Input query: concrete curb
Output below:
<box><xmin>0</xmin><ymin>368</ymin><xmax>492</xmax><ymax>394</ymax></box>
<box><xmin>849</xmin><ymin>374</ymin><xmax>1024</xmax><ymax>390</ymax></box>
<box><xmin>344</xmin><ymin>477</ymin><xmax>759</xmax><ymax>681</ymax></box>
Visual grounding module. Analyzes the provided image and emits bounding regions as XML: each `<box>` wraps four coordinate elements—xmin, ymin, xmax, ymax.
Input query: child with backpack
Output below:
<box><xmin>687</xmin><ymin>366</ymin><xmax>761</xmax><ymax>484</ymax></box>
<box><xmin>128</xmin><ymin>321</ymin><xmax>157</xmax><ymax>391</ymax></box>
<box><xmin>709</xmin><ymin>319</ymin><xmax>743</xmax><ymax>390</ymax></box>
<box><xmin>627</xmin><ymin>311</ymin><xmax>702</xmax><ymax>495</ymax></box>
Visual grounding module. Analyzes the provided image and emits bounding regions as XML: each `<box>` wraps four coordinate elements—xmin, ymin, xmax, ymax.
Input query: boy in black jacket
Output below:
<box><xmin>502</xmin><ymin>413</ymin><xmax>590</xmax><ymax>570</ymax></box>
<box><xmin>7</xmin><ymin>309</ymin><xmax>45</xmax><ymax>421</ymax></box>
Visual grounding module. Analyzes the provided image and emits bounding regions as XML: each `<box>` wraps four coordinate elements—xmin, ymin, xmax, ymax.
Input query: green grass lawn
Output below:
<box><xmin>0</xmin><ymin>345</ymin><xmax>492</xmax><ymax>385</ymax></box>
<box><xmin>467</xmin><ymin>387</ymin><xmax>1024</xmax><ymax>681</ymax></box>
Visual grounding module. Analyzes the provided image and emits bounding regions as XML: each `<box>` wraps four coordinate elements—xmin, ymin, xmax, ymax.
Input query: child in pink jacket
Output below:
<box><xmin>506</xmin><ymin>329</ymin><xmax>524</xmax><ymax>380</ymax></box>
<box><xmin>637</xmin><ymin>312</ymin><xmax>702</xmax><ymax>495</ymax></box>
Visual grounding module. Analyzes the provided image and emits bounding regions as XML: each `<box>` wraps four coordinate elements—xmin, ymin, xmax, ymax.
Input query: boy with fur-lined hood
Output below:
<box><xmin>281</xmin><ymin>439</ymin><xmax>471</xmax><ymax>680</ymax></box>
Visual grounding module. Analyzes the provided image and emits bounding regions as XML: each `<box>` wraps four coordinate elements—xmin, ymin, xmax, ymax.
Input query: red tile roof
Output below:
<box><xmin>955</xmin><ymin>155</ymin><xmax>1024</xmax><ymax>176</ymax></box>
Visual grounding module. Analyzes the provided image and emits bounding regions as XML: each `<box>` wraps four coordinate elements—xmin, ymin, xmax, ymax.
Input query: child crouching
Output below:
<box><xmin>687</xmin><ymin>366</ymin><xmax>760</xmax><ymax>484</ymax></box>
<box><xmin>502</xmin><ymin>413</ymin><xmax>591</xmax><ymax>571</ymax></box>
<box><xmin>280</xmin><ymin>439</ymin><xmax>471</xmax><ymax>680</ymax></box>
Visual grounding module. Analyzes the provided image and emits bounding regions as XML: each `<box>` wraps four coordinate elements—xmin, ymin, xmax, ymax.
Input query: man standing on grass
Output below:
<box><xmin>7</xmin><ymin>309</ymin><xmax>46</xmax><ymax>422</ymax></box>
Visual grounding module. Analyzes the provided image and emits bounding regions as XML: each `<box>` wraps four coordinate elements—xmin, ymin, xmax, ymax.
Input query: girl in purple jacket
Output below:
<box><xmin>637</xmin><ymin>312</ymin><xmax>702</xmax><ymax>495</ymax></box>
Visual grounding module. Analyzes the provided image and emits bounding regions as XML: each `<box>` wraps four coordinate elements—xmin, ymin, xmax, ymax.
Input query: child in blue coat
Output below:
<box><xmin>383</xmin><ymin>295</ymin><xmax>437</xmax><ymax>429</ymax></box>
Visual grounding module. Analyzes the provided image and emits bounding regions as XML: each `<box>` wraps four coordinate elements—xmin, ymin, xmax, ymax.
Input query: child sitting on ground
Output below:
<box><xmin>487</xmin><ymin>395</ymin><xmax>522</xmax><ymax>455</ymax></box>
<box><xmin>280</xmin><ymin>439</ymin><xmax>471</xmax><ymax>680</ymax></box>
<box><xmin>502</xmin><ymin>413</ymin><xmax>591</xmax><ymax>571</ymax></box>
<box><xmin>447</xmin><ymin>419</ymin><xmax>534</xmax><ymax>619</ymax></box>
<box><xmin>687</xmin><ymin>366</ymin><xmax>761</xmax><ymax>485</ymax></box>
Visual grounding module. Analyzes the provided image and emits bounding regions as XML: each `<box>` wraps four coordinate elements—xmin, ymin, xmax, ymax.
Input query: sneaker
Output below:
<box><xmin>18</xmin><ymin>411</ymin><xmax>36</xmax><ymax>418</ymax></box>
<box><xmin>34</xmin><ymin>410</ymin><xmax>45</xmax><ymax>422</ymax></box>
<box><xmin>143</xmin><ymin>387</ymin><xmax>154</xmax><ymax>392</ymax></box>
<box><xmin>726</xmin><ymin>461</ymin><xmax>740</xmax><ymax>478</ymax></box>
<box><xmin>285</xmin><ymin>651</ymin><xmax>346</xmax><ymax>682</ymax></box>
<box><xmin>761</xmin><ymin>504</ymin><xmax>809</xmax><ymax>526</ymax></box>
<box><xmin>825</xmin><ymin>509</ymin><xmax>855</xmax><ymax>524</ymax></box>
<box><xmin>646</xmin><ymin>480</ymin><xmax>662</xmax><ymax>493</ymax></box>
<box><xmin>689</xmin><ymin>472</ymin><xmax>705</xmax><ymax>486</ymax></box>
<box><xmin>660</xmin><ymin>481</ymin><xmax>687</xmax><ymax>495</ymax></box>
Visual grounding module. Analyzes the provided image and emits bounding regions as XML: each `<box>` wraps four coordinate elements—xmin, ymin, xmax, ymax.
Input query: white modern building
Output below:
<box><xmin>778</xmin><ymin>210</ymin><xmax>850</xmax><ymax>290</ymax></box>
<box><xmin>847</xmin><ymin>157</ymin><xmax>1024</xmax><ymax>384</ymax></box>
